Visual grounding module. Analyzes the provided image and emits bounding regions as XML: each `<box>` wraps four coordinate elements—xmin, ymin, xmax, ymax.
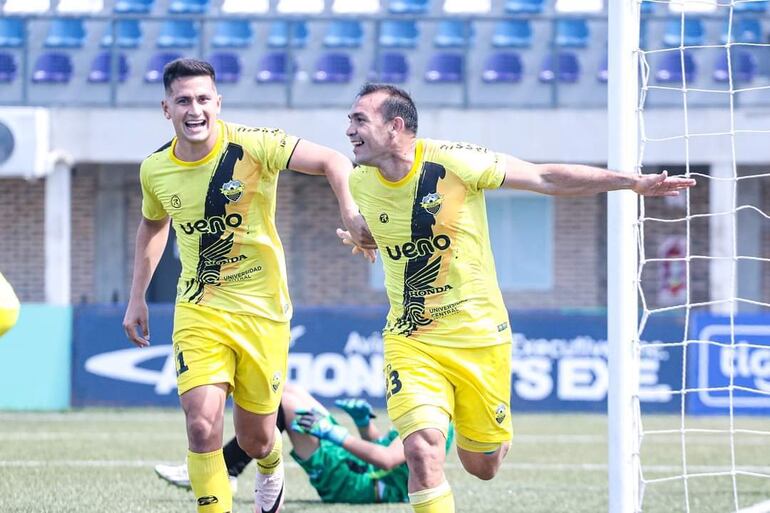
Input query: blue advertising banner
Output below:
<box><xmin>72</xmin><ymin>305</ymin><xmax>684</xmax><ymax>412</ymax></box>
<box><xmin>688</xmin><ymin>313</ymin><xmax>770</xmax><ymax>415</ymax></box>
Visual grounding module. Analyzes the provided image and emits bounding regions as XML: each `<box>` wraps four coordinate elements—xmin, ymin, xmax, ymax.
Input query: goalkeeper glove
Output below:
<box><xmin>291</xmin><ymin>409</ymin><xmax>349</xmax><ymax>446</ymax></box>
<box><xmin>334</xmin><ymin>397</ymin><xmax>376</xmax><ymax>427</ymax></box>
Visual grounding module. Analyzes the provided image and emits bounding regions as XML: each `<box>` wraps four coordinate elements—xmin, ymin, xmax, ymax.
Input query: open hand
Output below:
<box><xmin>336</xmin><ymin>228</ymin><xmax>377</xmax><ymax>263</ymax></box>
<box><xmin>633</xmin><ymin>170</ymin><xmax>696</xmax><ymax>197</ymax></box>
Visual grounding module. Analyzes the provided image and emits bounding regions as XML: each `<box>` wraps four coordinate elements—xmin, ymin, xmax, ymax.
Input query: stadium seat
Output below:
<box><xmin>267</xmin><ymin>21</ymin><xmax>309</xmax><ymax>48</ymax></box>
<box><xmin>555</xmin><ymin>0</ymin><xmax>602</xmax><ymax>12</ymax></box>
<box><xmin>369</xmin><ymin>51</ymin><xmax>409</xmax><ymax>83</ymax></box>
<box><xmin>555</xmin><ymin>18</ymin><xmax>590</xmax><ymax>48</ymax></box>
<box><xmin>0</xmin><ymin>52</ymin><xmax>17</xmax><ymax>82</ymax></box>
<box><xmin>168</xmin><ymin>0</ymin><xmax>208</xmax><ymax>14</ymax></box>
<box><xmin>379</xmin><ymin>20</ymin><xmax>419</xmax><ymax>48</ymax></box>
<box><xmin>145</xmin><ymin>51</ymin><xmax>182</xmax><ymax>82</ymax></box>
<box><xmin>3</xmin><ymin>0</ymin><xmax>50</xmax><ymax>14</ymax></box>
<box><xmin>640</xmin><ymin>0</ymin><xmax>655</xmax><ymax>14</ymax></box>
<box><xmin>32</xmin><ymin>52</ymin><xmax>73</xmax><ymax>83</ymax></box>
<box><xmin>539</xmin><ymin>52</ymin><xmax>580</xmax><ymax>83</ymax></box>
<box><xmin>211</xmin><ymin>20</ymin><xmax>253</xmax><ymax>48</ymax></box>
<box><xmin>389</xmin><ymin>0</ymin><xmax>430</xmax><ymax>14</ymax></box>
<box><xmin>655</xmin><ymin>51</ymin><xmax>696</xmax><ymax>83</ymax></box>
<box><xmin>434</xmin><ymin>20</ymin><xmax>473</xmax><ymax>48</ymax></box>
<box><xmin>57</xmin><ymin>0</ymin><xmax>103</xmax><ymax>13</ymax></box>
<box><xmin>256</xmin><ymin>52</ymin><xmax>294</xmax><ymax>83</ymax></box>
<box><xmin>332</xmin><ymin>0</ymin><xmax>380</xmax><ymax>13</ymax></box>
<box><xmin>156</xmin><ymin>20</ymin><xmax>198</xmax><ymax>48</ymax></box>
<box><xmin>663</xmin><ymin>17</ymin><xmax>705</xmax><ymax>47</ymax></box>
<box><xmin>482</xmin><ymin>52</ymin><xmax>523</xmax><ymax>83</ymax></box>
<box><xmin>277</xmin><ymin>0</ymin><xmax>324</xmax><ymax>13</ymax></box>
<box><xmin>113</xmin><ymin>0</ymin><xmax>153</xmax><ymax>13</ymax></box>
<box><xmin>0</xmin><ymin>18</ymin><xmax>25</xmax><ymax>48</ymax></box>
<box><xmin>721</xmin><ymin>18</ymin><xmax>762</xmax><ymax>44</ymax></box>
<box><xmin>100</xmin><ymin>19</ymin><xmax>142</xmax><ymax>48</ymax></box>
<box><xmin>713</xmin><ymin>50</ymin><xmax>756</xmax><ymax>83</ymax></box>
<box><xmin>733</xmin><ymin>0</ymin><xmax>767</xmax><ymax>11</ymax></box>
<box><xmin>313</xmin><ymin>52</ymin><xmax>354</xmax><ymax>83</ymax></box>
<box><xmin>221</xmin><ymin>0</ymin><xmax>268</xmax><ymax>13</ymax></box>
<box><xmin>424</xmin><ymin>52</ymin><xmax>463</xmax><ymax>82</ymax></box>
<box><xmin>504</xmin><ymin>0</ymin><xmax>544</xmax><ymax>14</ymax></box>
<box><xmin>323</xmin><ymin>20</ymin><xmax>364</xmax><ymax>48</ymax></box>
<box><xmin>45</xmin><ymin>18</ymin><xmax>87</xmax><ymax>48</ymax></box>
<box><xmin>443</xmin><ymin>0</ymin><xmax>490</xmax><ymax>13</ymax></box>
<box><xmin>209</xmin><ymin>52</ymin><xmax>241</xmax><ymax>83</ymax></box>
<box><xmin>597</xmin><ymin>53</ymin><xmax>608</xmax><ymax>82</ymax></box>
<box><xmin>492</xmin><ymin>20</ymin><xmax>532</xmax><ymax>48</ymax></box>
<box><xmin>87</xmin><ymin>51</ymin><xmax>129</xmax><ymax>83</ymax></box>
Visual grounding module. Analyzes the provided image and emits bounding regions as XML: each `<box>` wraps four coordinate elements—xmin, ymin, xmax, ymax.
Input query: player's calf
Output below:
<box><xmin>456</xmin><ymin>438</ymin><xmax>510</xmax><ymax>481</ymax></box>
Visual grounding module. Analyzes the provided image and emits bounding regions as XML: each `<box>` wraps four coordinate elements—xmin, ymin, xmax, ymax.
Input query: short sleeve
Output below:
<box><xmin>241</xmin><ymin>127</ymin><xmax>300</xmax><ymax>179</ymax></box>
<box><xmin>139</xmin><ymin>161</ymin><xmax>167</xmax><ymax>220</ymax></box>
<box><xmin>435</xmin><ymin>141</ymin><xmax>506</xmax><ymax>191</ymax></box>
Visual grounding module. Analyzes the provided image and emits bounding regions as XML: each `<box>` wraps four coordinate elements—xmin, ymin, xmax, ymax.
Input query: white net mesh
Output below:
<box><xmin>633</xmin><ymin>1</ymin><xmax>770</xmax><ymax>511</ymax></box>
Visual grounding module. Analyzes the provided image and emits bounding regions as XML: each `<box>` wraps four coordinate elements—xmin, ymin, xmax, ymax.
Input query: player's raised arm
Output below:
<box><xmin>286</xmin><ymin>139</ymin><xmax>375</xmax><ymax>250</ymax></box>
<box><xmin>501</xmin><ymin>155</ymin><xmax>696</xmax><ymax>197</ymax></box>
<box><xmin>122</xmin><ymin>216</ymin><xmax>170</xmax><ymax>347</ymax></box>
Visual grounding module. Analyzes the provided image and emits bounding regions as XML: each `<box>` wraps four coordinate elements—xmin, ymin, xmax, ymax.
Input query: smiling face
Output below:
<box><xmin>346</xmin><ymin>91</ymin><xmax>398</xmax><ymax>168</ymax></box>
<box><xmin>161</xmin><ymin>75</ymin><xmax>221</xmax><ymax>153</ymax></box>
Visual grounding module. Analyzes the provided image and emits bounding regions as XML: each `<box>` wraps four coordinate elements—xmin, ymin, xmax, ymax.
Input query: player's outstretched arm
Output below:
<box><xmin>123</xmin><ymin>216</ymin><xmax>170</xmax><ymax>348</ymax></box>
<box><xmin>501</xmin><ymin>155</ymin><xmax>696</xmax><ymax>197</ymax></box>
<box><xmin>287</xmin><ymin>139</ymin><xmax>376</xmax><ymax>250</ymax></box>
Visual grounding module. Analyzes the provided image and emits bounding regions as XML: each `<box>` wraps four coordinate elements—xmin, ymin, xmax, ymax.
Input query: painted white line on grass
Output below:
<box><xmin>735</xmin><ymin>500</ymin><xmax>770</xmax><ymax>513</ymax></box>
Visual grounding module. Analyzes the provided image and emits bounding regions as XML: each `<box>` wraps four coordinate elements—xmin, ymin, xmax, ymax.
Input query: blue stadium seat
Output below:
<box><xmin>145</xmin><ymin>51</ymin><xmax>182</xmax><ymax>83</ymax></box>
<box><xmin>87</xmin><ymin>51</ymin><xmax>129</xmax><ymax>83</ymax></box>
<box><xmin>434</xmin><ymin>20</ymin><xmax>473</xmax><ymax>48</ymax></box>
<box><xmin>157</xmin><ymin>20</ymin><xmax>198</xmax><ymax>48</ymax></box>
<box><xmin>100</xmin><ymin>19</ymin><xmax>142</xmax><ymax>48</ymax></box>
<box><xmin>323</xmin><ymin>20</ymin><xmax>364</xmax><ymax>48</ymax></box>
<box><xmin>597</xmin><ymin>53</ymin><xmax>608</xmax><ymax>82</ymax></box>
<box><xmin>389</xmin><ymin>0</ymin><xmax>429</xmax><ymax>14</ymax></box>
<box><xmin>655</xmin><ymin>51</ymin><xmax>696</xmax><ymax>83</ymax></box>
<box><xmin>713</xmin><ymin>50</ymin><xmax>756</xmax><ymax>83</ymax></box>
<box><xmin>369</xmin><ymin>51</ymin><xmax>409</xmax><ymax>83</ymax></box>
<box><xmin>663</xmin><ymin>18</ymin><xmax>704</xmax><ymax>47</ymax></box>
<box><xmin>168</xmin><ymin>0</ymin><xmax>209</xmax><ymax>14</ymax></box>
<box><xmin>379</xmin><ymin>20</ymin><xmax>419</xmax><ymax>48</ymax></box>
<box><xmin>114</xmin><ymin>0</ymin><xmax>153</xmax><ymax>13</ymax></box>
<box><xmin>640</xmin><ymin>0</ymin><xmax>655</xmax><ymax>14</ymax></box>
<box><xmin>256</xmin><ymin>52</ymin><xmax>294</xmax><ymax>83</ymax></box>
<box><xmin>209</xmin><ymin>52</ymin><xmax>241</xmax><ymax>83</ymax></box>
<box><xmin>492</xmin><ymin>20</ymin><xmax>532</xmax><ymax>48</ymax></box>
<box><xmin>212</xmin><ymin>20</ymin><xmax>253</xmax><ymax>48</ymax></box>
<box><xmin>45</xmin><ymin>18</ymin><xmax>87</xmax><ymax>48</ymax></box>
<box><xmin>504</xmin><ymin>0</ymin><xmax>544</xmax><ymax>14</ymax></box>
<box><xmin>721</xmin><ymin>18</ymin><xmax>761</xmax><ymax>44</ymax></box>
<box><xmin>556</xmin><ymin>18</ymin><xmax>589</xmax><ymax>48</ymax></box>
<box><xmin>32</xmin><ymin>52</ymin><xmax>74</xmax><ymax>83</ymax></box>
<box><xmin>313</xmin><ymin>52</ymin><xmax>354</xmax><ymax>83</ymax></box>
<box><xmin>0</xmin><ymin>18</ymin><xmax>25</xmax><ymax>48</ymax></box>
<box><xmin>734</xmin><ymin>0</ymin><xmax>767</xmax><ymax>12</ymax></box>
<box><xmin>0</xmin><ymin>52</ymin><xmax>18</xmax><ymax>82</ymax></box>
<box><xmin>539</xmin><ymin>52</ymin><xmax>580</xmax><ymax>83</ymax></box>
<box><xmin>424</xmin><ymin>52</ymin><xmax>463</xmax><ymax>82</ymax></box>
<box><xmin>482</xmin><ymin>52</ymin><xmax>522</xmax><ymax>83</ymax></box>
<box><xmin>267</xmin><ymin>21</ymin><xmax>309</xmax><ymax>48</ymax></box>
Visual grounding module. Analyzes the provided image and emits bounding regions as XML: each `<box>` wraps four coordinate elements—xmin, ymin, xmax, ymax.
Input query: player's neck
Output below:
<box><xmin>377</xmin><ymin>140</ymin><xmax>417</xmax><ymax>182</ymax></box>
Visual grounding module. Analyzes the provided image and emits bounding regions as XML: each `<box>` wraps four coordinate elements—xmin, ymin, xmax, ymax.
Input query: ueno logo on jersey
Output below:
<box><xmin>385</xmin><ymin>234</ymin><xmax>451</xmax><ymax>261</ymax></box>
<box><xmin>179</xmin><ymin>213</ymin><xmax>242</xmax><ymax>235</ymax></box>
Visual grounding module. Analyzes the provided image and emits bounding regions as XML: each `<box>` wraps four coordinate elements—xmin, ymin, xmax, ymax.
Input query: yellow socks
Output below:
<box><xmin>409</xmin><ymin>481</ymin><xmax>455</xmax><ymax>513</ymax></box>
<box><xmin>187</xmin><ymin>449</ymin><xmax>232</xmax><ymax>513</ymax></box>
<box><xmin>256</xmin><ymin>428</ymin><xmax>283</xmax><ymax>475</ymax></box>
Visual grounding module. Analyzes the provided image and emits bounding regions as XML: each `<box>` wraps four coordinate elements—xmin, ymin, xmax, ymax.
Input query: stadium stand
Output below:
<box><xmin>504</xmin><ymin>0</ymin><xmax>544</xmax><ymax>14</ymax></box>
<box><xmin>443</xmin><ymin>0</ymin><xmax>491</xmax><ymax>13</ymax></box>
<box><xmin>370</xmin><ymin>51</ymin><xmax>409</xmax><ymax>83</ymax></box>
<box><xmin>144</xmin><ymin>51</ymin><xmax>181</xmax><ymax>82</ymax></box>
<box><xmin>713</xmin><ymin>49</ymin><xmax>756</xmax><ymax>83</ymax></box>
<box><xmin>0</xmin><ymin>18</ymin><xmax>25</xmax><ymax>48</ymax></box>
<box><xmin>379</xmin><ymin>20</ymin><xmax>419</xmax><ymax>48</ymax></box>
<box><xmin>492</xmin><ymin>20</ymin><xmax>532</xmax><ymax>48</ymax></box>
<box><xmin>211</xmin><ymin>20</ymin><xmax>253</xmax><ymax>48</ymax></box>
<box><xmin>277</xmin><ymin>0</ymin><xmax>324</xmax><ymax>14</ymax></box>
<box><xmin>58</xmin><ymin>0</ymin><xmax>104</xmax><ymax>13</ymax></box>
<box><xmin>32</xmin><ymin>52</ymin><xmax>74</xmax><ymax>83</ymax></box>
<box><xmin>388</xmin><ymin>0</ymin><xmax>430</xmax><ymax>14</ymax></box>
<box><xmin>434</xmin><ymin>20</ymin><xmax>474</xmax><ymax>48</ymax></box>
<box><xmin>100</xmin><ymin>19</ymin><xmax>143</xmax><ymax>48</ymax></box>
<box><xmin>209</xmin><ymin>51</ymin><xmax>241</xmax><ymax>83</ymax></box>
<box><xmin>425</xmin><ymin>52</ymin><xmax>463</xmax><ymax>82</ymax></box>
<box><xmin>313</xmin><ymin>52</ymin><xmax>354</xmax><ymax>83</ymax></box>
<box><xmin>323</xmin><ymin>20</ymin><xmax>364</xmax><ymax>49</ymax></box>
<box><xmin>3</xmin><ymin>0</ymin><xmax>50</xmax><ymax>13</ymax></box>
<box><xmin>44</xmin><ymin>18</ymin><xmax>87</xmax><ymax>48</ymax></box>
<box><xmin>332</xmin><ymin>0</ymin><xmax>380</xmax><ymax>14</ymax></box>
<box><xmin>555</xmin><ymin>18</ymin><xmax>590</xmax><ymax>48</ymax></box>
<box><xmin>87</xmin><ymin>51</ymin><xmax>129</xmax><ymax>82</ymax></box>
<box><xmin>220</xmin><ymin>0</ymin><xmax>268</xmax><ymax>14</ymax></box>
<box><xmin>256</xmin><ymin>51</ymin><xmax>294</xmax><ymax>83</ymax></box>
<box><xmin>482</xmin><ymin>51</ymin><xmax>523</xmax><ymax>82</ymax></box>
<box><xmin>539</xmin><ymin>51</ymin><xmax>580</xmax><ymax>83</ymax></box>
<box><xmin>267</xmin><ymin>20</ymin><xmax>309</xmax><ymax>48</ymax></box>
<box><xmin>156</xmin><ymin>19</ymin><xmax>198</xmax><ymax>48</ymax></box>
<box><xmin>167</xmin><ymin>0</ymin><xmax>209</xmax><ymax>14</ymax></box>
<box><xmin>663</xmin><ymin>17</ymin><xmax>705</xmax><ymax>47</ymax></box>
<box><xmin>113</xmin><ymin>0</ymin><xmax>154</xmax><ymax>14</ymax></box>
<box><xmin>0</xmin><ymin>52</ymin><xmax>17</xmax><ymax>82</ymax></box>
<box><xmin>721</xmin><ymin>17</ymin><xmax>761</xmax><ymax>44</ymax></box>
<box><xmin>655</xmin><ymin>51</ymin><xmax>696</xmax><ymax>84</ymax></box>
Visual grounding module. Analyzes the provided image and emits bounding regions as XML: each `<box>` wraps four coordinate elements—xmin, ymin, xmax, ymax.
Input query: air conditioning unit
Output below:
<box><xmin>0</xmin><ymin>108</ymin><xmax>51</xmax><ymax>179</ymax></box>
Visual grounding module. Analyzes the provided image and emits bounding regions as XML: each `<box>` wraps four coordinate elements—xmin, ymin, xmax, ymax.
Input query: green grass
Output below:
<box><xmin>0</xmin><ymin>410</ymin><xmax>768</xmax><ymax>512</ymax></box>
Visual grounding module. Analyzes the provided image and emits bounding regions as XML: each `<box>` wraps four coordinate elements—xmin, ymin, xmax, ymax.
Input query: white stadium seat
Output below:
<box><xmin>332</xmin><ymin>0</ymin><xmax>380</xmax><ymax>13</ymax></box>
<box><xmin>443</xmin><ymin>0</ymin><xmax>490</xmax><ymax>13</ymax></box>
<box><xmin>554</xmin><ymin>0</ymin><xmax>603</xmax><ymax>12</ymax></box>
<box><xmin>57</xmin><ymin>0</ymin><xmax>104</xmax><ymax>13</ymax></box>
<box><xmin>276</xmin><ymin>0</ymin><xmax>324</xmax><ymax>13</ymax></box>
<box><xmin>221</xmin><ymin>0</ymin><xmax>269</xmax><ymax>14</ymax></box>
<box><xmin>4</xmin><ymin>0</ymin><xmax>51</xmax><ymax>13</ymax></box>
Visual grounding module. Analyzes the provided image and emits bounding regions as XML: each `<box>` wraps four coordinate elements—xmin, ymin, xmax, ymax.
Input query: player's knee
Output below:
<box><xmin>186</xmin><ymin>416</ymin><xmax>220</xmax><ymax>449</ymax></box>
<box><xmin>404</xmin><ymin>430</ymin><xmax>445</xmax><ymax>485</ymax></box>
<box><xmin>458</xmin><ymin>442</ymin><xmax>509</xmax><ymax>481</ymax></box>
<box><xmin>466</xmin><ymin>460</ymin><xmax>501</xmax><ymax>481</ymax></box>
<box><xmin>236</xmin><ymin>433</ymin><xmax>272</xmax><ymax>459</ymax></box>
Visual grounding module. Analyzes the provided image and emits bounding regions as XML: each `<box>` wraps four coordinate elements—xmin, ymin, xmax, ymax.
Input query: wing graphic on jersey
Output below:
<box><xmin>405</xmin><ymin>256</ymin><xmax>441</xmax><ymax>292</ymax></box>
<box><xmin>198</xmin><ymin>233</ymin><xmax>235</xmax><ymax>283</ymax></box>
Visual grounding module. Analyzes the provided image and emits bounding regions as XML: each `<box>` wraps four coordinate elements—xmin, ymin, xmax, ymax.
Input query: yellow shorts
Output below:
<box><xmin>383</xmin><ymin>334</ymin><xmax>513</xmax><ymax>447</ymax></box>
<box><xmin>0</xmin><ymin>306</ymin><xmax>19</xmax><ymax>337</ymax></box>
<box><xmin>172</xmin><ymin>303</ymin><xmax>289</xmax><ymax>414</ymax></box>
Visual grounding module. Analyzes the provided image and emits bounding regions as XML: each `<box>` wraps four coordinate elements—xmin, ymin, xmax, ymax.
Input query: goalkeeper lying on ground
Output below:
<box><xmin>155</xmin><ymin>382</ymin><xmax>454</xmax><ymax>504</ymax></box>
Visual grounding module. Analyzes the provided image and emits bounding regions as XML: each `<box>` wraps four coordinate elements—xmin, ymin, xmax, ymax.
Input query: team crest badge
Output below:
<box><xmin>420</xmin><ymin>192</ymin><xmax>443</xmax><ymax>215</ymax></box>
<box><xmin>271</xmin><ymin>371</ymin><xmax>282</xmax><ymax>393</ymax></box>
<box><xmin>220</xmin><ymin>180</ymin><xmax>244</xmax><ymax>203</ymax></box>
<box><xmin>495</xmin><ymin>404</ymin><xmax>507</xmax><ymax>425</ymax></box>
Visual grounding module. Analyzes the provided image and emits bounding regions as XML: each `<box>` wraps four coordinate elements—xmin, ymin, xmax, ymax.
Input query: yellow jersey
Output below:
<box><xmin>350</xmin><ymin>138</ymin><xmax>511</xmax><ymax>348</ymax></box>
<box><xmin>140</xmin><ymin>120</ymin><xmax>299</xmax><ymax>321</ymax></box>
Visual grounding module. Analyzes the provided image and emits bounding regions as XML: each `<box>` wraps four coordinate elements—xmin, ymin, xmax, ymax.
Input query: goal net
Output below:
<box><xmin>609</xmin><ymin>0</ymin><xmax>770</xmax><ymax>512</ymax></box>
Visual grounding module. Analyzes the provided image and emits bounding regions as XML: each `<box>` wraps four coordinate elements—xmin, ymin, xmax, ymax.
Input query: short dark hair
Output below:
<box><xmin>356</xmin><ymin>83</ymin><xmax>418</xmax><ymax>134</ymax></box>
<box><xmin>162</xmin><ymin>58</ymin><xmax>216</xmax><ymax>93</ymax></box>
